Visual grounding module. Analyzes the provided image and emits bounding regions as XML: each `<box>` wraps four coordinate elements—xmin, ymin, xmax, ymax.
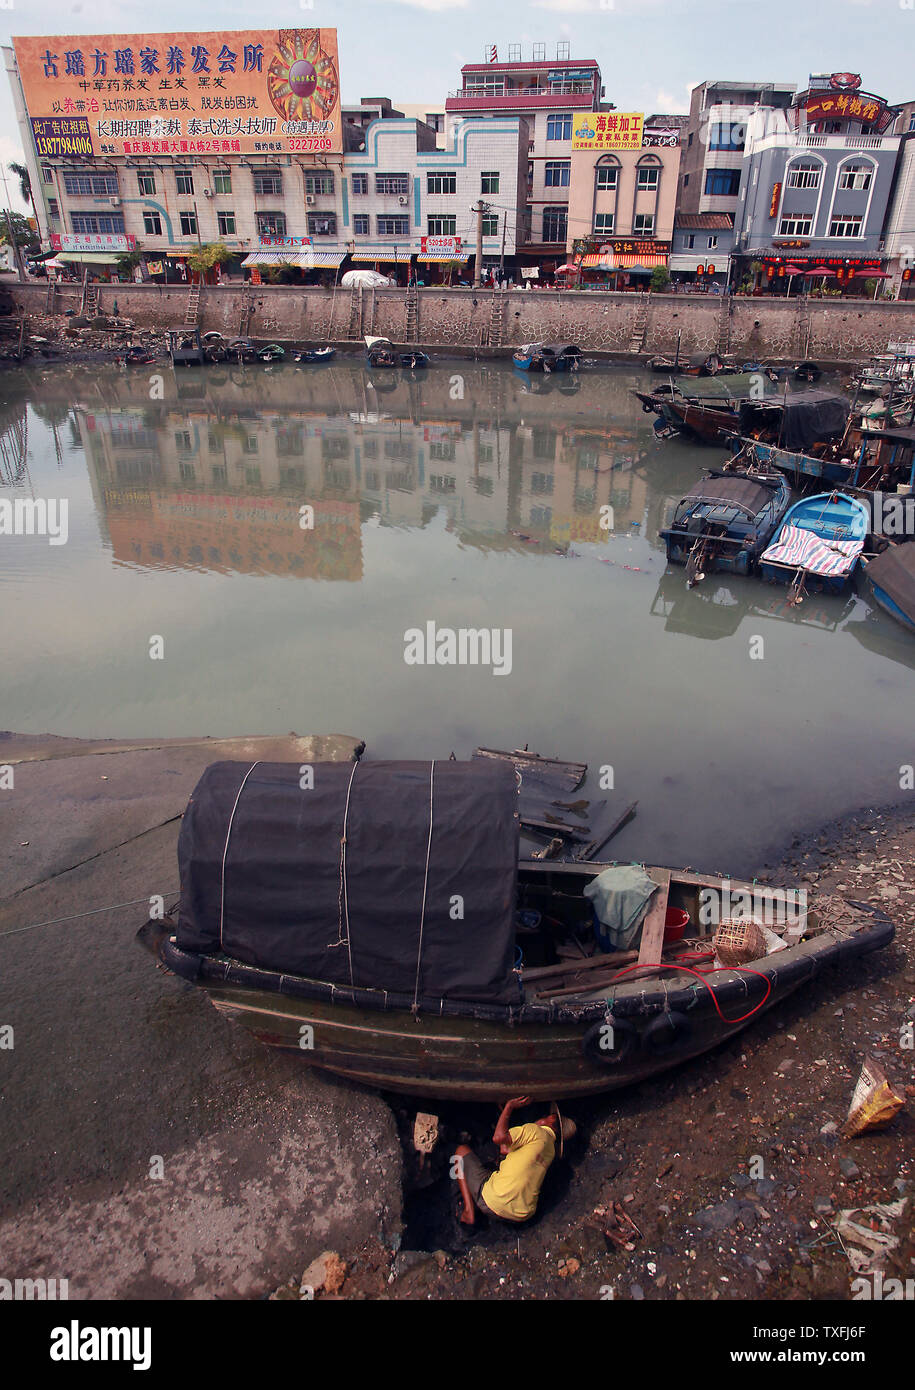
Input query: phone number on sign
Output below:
<box><xmin>288</xmin><ymin>138</ymin><xmax>335</xmax><ymax>152</ymax></box>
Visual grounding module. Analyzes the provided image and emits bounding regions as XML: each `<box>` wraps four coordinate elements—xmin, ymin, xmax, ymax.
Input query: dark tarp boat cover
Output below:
<box><xmin>738</xmin><ymin>392</ymin><xmax>848</xmax><ymax>451</ymax></box>
<box><xmin>176</xmin><ymin>759</ymin><xmax>520</xmax><ymax>1004</ymax></box>
<box><xmin>866</xmin><ymin>545</ymin><xmax>915</xmax><ymax>623</ymax></box>
<box><xmin>679</xmin><ymin>473</ymin><xmax>776</xmax><ymax>518</ymax></box>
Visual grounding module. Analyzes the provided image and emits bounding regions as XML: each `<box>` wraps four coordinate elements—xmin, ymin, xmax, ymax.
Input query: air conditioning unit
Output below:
<box><xmin>202</xmin><ymin>188</ymin><xmax>213</xmax><ymax>197</ymax></box>
<box><xmin>398</xmin><ymin>195</ymin><xmax>408</xmax><ymax>206</ymax></box>
<box><xmin>306</xmin><ymin>193</ymin><xmax>316</xmax><ymax>205</ymax></box>
<box><xmin>109</xmin><ymin>197</ymin><xmax>121</xmax><ymax>206</ymax></box>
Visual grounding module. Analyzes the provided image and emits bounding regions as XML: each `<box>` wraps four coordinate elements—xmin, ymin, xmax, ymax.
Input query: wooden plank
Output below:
<box><xmin>638</xmin><ymin>869</ymin><xmax>671</xmax><ymax>966</ymax></box>
<box><xmin>578</xmin><ymin>801</ymin><xmax>638</xmax><ymax>861</ymax></box>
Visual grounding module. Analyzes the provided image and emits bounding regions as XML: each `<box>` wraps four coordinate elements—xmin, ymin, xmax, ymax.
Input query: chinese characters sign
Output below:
<box><xmin>572</xmin><ymin>112</ymin><xmax>644</xmax><ymax>151</ymax></box>
<box><xmin>13</xmin><ymin>29</ymin><xmax>342</xmax><ymax>157</ymax></box>
<box><xmin>51</xmin><ymin>232</ymin><xmax>136</xmax><ymax>251</ymax></box>
<box><xmin>802</xmin><ymin>89</ymin><xmax>895</xmax><ymax>133</ymax></box>
<box><xmin>420</xmin><ymin>236</ymin><xmax>462</xmax><ymax>256</ymax></box>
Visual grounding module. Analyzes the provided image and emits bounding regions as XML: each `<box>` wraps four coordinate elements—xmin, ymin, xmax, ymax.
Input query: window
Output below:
<box><xmin>787</xmin><ymin>163</ymin><xmax>821</xmax><ymax>190</ymax></box>
<box><xmin>256</xmin><ymin>211</ymin><xmax>286</xmax><ymax>237</ymax></box>
<box><xmin>308</xmin><ymin>212</ymin><xmax>337</xmax><ymax>236</ymax></box>
<box><xmin>634</xmin><ymin>212</ymin><xmax>655</xmax><ymax>235</ymax></box>
<box><xmin>839</xmin><ymin>164</ymin><xmax>873</xmax><ymax>191</ymax></box>
<box><xmin>143</xmin><ymin>211</ymin><xmax>163</xmax><ymax>235</ymax></box>
<box><xmin>542</xmin><ymin>206</ymin><xmax>567</xmax><ymax>242</ymax></box>
<box><xmin>778</xmin><ymin>214</ymin><xmax>813</xmax><ymax>236</ymax></box>
<box><xmin>464</xmin><ymin>76</ymin><xmax>504</xmax><ymax>96</ymax></box>
<box><xmin>42</xmin><ymin>166</ymin><xmax>53</xmax><ymax>184</ymax></box>
<box><xmin>375</xmin><ymin>173</ymin><xmax>410</xmax><ymax>195</ymax></box>
<box><xmin>351</xmin><ymin>173</ymin><xmax>368</xmax><ymax>195</ymax></box>
<box><xmin>137</xmin><ymin>170</ymin><xmax>156</xmax><ymax>196</ymax></box>
<box><xmin>304</xmin><ymin>171</ymin><xmax>334</xmax><ymax>195</ymax></box>
<box><xmin>427</xmin><ymin>171</ymin><xmax>456</xmax><ymax>194</ymax></box>
<box><xmin>253</xmin><ymin>169</ymin><xmax>282</xmax><ymax>196</ymax></box>
<box><xmin>353</xmin><ymin>214</ymin><xmax>370</xmax><ymax>235</ymax></box>
<box><xmin>596</xmin><ymin>165</ymin><xmax>618</xmax><ymax>190</ymax></box>
<box><xmin>683</xmin><ymin>173</ymin><xmax>689</xmax><ymax>186</ymax></box>
<box><xmin>595</xmin><ymin>213</ymin><xmax>615</xmax><ymax>235</ymax></box>
<box><xmin>687</xmin><ymin>131</ymin><xmax>693</xmax><ymax>147</ymax></box>
<box><xmin>481</xmin><ymin>171</ymin><xmax>499</xmax><ymax>193</ymax></box>
<box><xmin>213</xmin><ymin>170</ymin><xmax>232</xmax><ymax>194</ymax></box>
<box><xmin>685</xmin><ymin>233</ymin><xmax>695</xmax><ymax>249</ymax></box>
<box><xmin>704</xmin><ymin>168</ymin><xmax>741</xmax><ymax>197</ymax></box>
<box><xmin>62</xmin><ymin>171</ymin><xmax>119</xmax><ymax>197</ymax></box>
<box><xmin>707</xmin><ymin>235</ymin><xmax>718</xmax><ymax>249</ymax></box>
<box><xmin>429</xmin><ymin>443</ymin><xmax>456</xmax><ymax>463</ymax></box>
<box><xmin>546</xmin><ymin>112</ymin><xmax>572</xmax><ymax>141</ymax></box>
<box><xmin>217</xmin><ymin>211</ymin><xmax>236</xmax><ymax>236</ymax></box>
<box><xmin>531</xmin><ymin>472</ymin><xmax>554</xmax><ymax>494</ymax></box>
<box><xmin>212</xmin><ymin>465</ymin><xmax>227</xmax><ymax>484</ymax></box>
<box><xmin>637</xmin><ymin>165</ymin><xmax>659</xmax><ymax>189</ymax></box>
<box><xmin>829</xmin><ymin>215</ymin><xmax>863</xmax><ymax>238</ymax></box>
<box><xmin>48</xmin><ymin>199</ymin><xmax>60</xmax><ymax>220</ymax></box>
<box><xmin>71</xmin><ymin>212</ymin><xmax>125</xmax><ymax>234</ymax></box>
<box><xmin>377</xmin><ymin>215</ymin><xmax>409</xmax><ymax>236</ymax></box>
<box><xmin>482</xmin><ymin>214</ymin><xmax>498</xmax><ymax>236</ymax></box>
<box><xmin>545</xmin><ymin>160</ymin><xmax>571</xmax><ymax>188</ymax></box>
<box><xmin>180</xmin><ymin>211</ymin><xmax>198</xmax><ymax>237</ymax></box>
<box><xmin>708</xmin><ymin>122</ymin><xmax>744</xmax><ymax>150</ymax></box>
<box><xmin>427</xmin><ymin>214</ymin><xmax>456</xmax><ymax>236</ymax></box>
<box><xmin>179</xmin><ymin>463</ymin><xmax>195</xmax><ymax>483</ymax></box>
<box><xmin>175</xmin><ymin>430</ymin><xmax>192</xmax><ymax>451</ymax></box>
<box><xmin>175</xmin><ymin>168</ymin><xmax>194</xmax><ymax>195</ymax></box>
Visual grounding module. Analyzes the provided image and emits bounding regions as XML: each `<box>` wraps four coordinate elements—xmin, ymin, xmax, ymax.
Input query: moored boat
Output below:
<box><xmin>860</xmin><ymin>543</ymin><xmax>915</xmax><ymax>635</ymax></box>
<box><xmin>513</xmin><ymin>342</ymin><xmax>581</xmax><ymax>373</ymax></box>
<box><xmin>660</xmin><ymin>468</ymin><xmax>792</xmax><ymax>584</ymax></box>
<box><xmin>365</xmin><ymin>334</ymin><xmax>397</xmax><ymax>367</ymax></box>
<box><xmin>138</xmin><ymin>758</ymin><xmax>894</xmax><ymax>1101</ymax></box>
<box><xmin>296</xmin><ymin>346</ymin><xmax>336</xmax><ymax>364</ymax></box>
<box><xmin>759</xmin><ymin>491</ymin><xmax>869</xmax><ymax>597</ymax></box>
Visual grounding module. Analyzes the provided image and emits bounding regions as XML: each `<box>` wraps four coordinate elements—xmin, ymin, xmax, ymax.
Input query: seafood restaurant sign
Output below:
<box><xmin>12</xmin><ymin>29</ymin><xmax>342</xmax><ymax>157</ymax></box>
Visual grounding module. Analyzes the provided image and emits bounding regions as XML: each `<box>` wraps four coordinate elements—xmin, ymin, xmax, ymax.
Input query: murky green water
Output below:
<box><xmin>2</xmin><ymin>358</ymin><xmax>914</xmax><ymax>872</ymax></box>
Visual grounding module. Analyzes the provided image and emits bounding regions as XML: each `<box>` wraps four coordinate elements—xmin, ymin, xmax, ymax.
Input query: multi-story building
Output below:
<box><xmin>677</xmin><ymin>79</ymin><xmax>796</xmax><ymax>222</ymax></box>
<box><xmin>565</xmin><ymin>117</ymin><xmax>684</xmax><ymax>287</ymax></box>
<box><xmin>734</xmin><ymin>74</ymin><xmax>900</xmax><ymax>291</ymax></box>
<box><xmin>669</xmin><ymin>213</ymin><xmax>736</xmax><ymax>288</ymax></box>
<box><xmin>445</xmin><ymin>43</ymin><xmax>603</xmax><ymax>275</ymax></box>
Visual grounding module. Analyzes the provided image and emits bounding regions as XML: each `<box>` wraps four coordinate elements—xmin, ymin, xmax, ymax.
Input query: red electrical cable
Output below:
<box><xmin>605</xmin><ymin>960</ymin><xmax>773</xmax><ymax>1024</ymax></box>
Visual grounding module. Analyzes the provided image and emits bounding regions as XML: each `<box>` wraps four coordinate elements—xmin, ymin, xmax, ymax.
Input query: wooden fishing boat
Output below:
<box><xmin>513</xmin><ymin>342</ymin><xmax>581</xmax><ymax>373</ymax></box>
<box><xmin>296</xmin><ymin>346</ymin><xmax>336</xmax><ymax>364</ymax></box>
<box><xmin>400</xmin><ymin>350</ymin><xmax>430</xmax><ymax>369</ymax></box>
<box><xmin>646</xmin><ymin>350</ymin><xmax>723</xmax><ymax>377</ymax></box>
<box><xmin>860</xmin><ymin>543</ymin><xmax>915</xmax><ymax>635</ymax></box>
<box><xmin>167</xmin><ymin>326</ymin><xmax>205</xmax><ymax>367</ymax></box>
<box><xmin>633</xmin><ymin>387</ymin><xmax>743</xmax><ymax>444</ymax></box>
<box><xmin>365</xmin><ymin>335</ymin><xmax>397</xmax><ymax>367</ymax></box>
<box><xmin>660</xmin><ymin>468</ymin><xmax>792</xmax><ymax>583</ymax></box>
<box><xmin>759</xmin><ymin>491</ymin><xmax>869</xmax><ymax>597</ymax></box>
<box><xmin>257</xmin><ymin>343</ymin><xmax>286</xmax><ymax>363</ymax></box>
<box><xmin>138</xmin><ymin>759</ymin><xmax>894</xmax><ymax>1101</ymax></box>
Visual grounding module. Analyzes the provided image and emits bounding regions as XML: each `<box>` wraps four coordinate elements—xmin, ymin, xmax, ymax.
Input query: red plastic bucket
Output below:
<box><xmin>664</xmin><ymin>907</ymin><xmax>690</xmax><ymax>943</ymax></box>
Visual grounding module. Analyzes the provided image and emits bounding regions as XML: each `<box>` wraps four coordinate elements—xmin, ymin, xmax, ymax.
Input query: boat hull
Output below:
<box><xmin>864</xmin><ymin>576</ymin><xmax>915</xmax><ymax>633</ymax></box>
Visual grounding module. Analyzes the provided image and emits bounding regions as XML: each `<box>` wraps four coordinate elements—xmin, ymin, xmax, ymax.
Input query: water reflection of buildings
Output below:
<box><xmin>71</xmin><ymin>363</ymin><xmax>664</xmax><ymax>579</ymax></box>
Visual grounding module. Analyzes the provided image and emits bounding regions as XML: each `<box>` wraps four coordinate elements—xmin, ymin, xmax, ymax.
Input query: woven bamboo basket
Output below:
<box><xmin>713</xmin><ymin>918</ymin><xmax>767</xmax><ymax>966</ymax></box>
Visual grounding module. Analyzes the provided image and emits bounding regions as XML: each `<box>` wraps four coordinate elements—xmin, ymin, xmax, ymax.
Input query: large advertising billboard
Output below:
<box><xmin>13</xmin><ymin>29</ymin><xmax>342</xmax><ymax>157</ymax></box>
<box><xmin>572</xmin><ymin>112</ymin><xmax>644</xmax><ymax>151</ymax></box>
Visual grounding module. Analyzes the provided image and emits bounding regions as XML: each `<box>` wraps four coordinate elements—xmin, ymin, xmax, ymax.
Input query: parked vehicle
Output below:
<box><xmin>138</xmin><ymin>758</ymin><xmax>893</xmax><ymax>1101</ymax></box>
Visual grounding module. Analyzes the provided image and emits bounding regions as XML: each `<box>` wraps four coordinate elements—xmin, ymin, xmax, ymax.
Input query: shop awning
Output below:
<box><xmin>580</xmin><ymin>252</ymin><xmax>667</xmax><ymax>270</ymax></box>
<box><xmin>417</xmin><ymin>253</ymin><xmax>471</xmax><ymax>264</ymax></box>
<box><xmin>352</xmin><ymin>250</ymin><xmax>414</xmax><ymax>264</ymax></box>
<box><xmin>241</xmin><ymin>250</ymin><xmax>327</xmax><ymax>268</ymax></box>
<box><xmin>57</xmin><ymin>252</ymin><xmax>123</xmax><ymax>265</ymax></box>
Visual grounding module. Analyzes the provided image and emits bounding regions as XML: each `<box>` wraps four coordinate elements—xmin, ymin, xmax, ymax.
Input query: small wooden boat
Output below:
<box><xmin>660</xmin><ymin>468</ymin><xmax>792</xmax><ymax>584</ymax></box>
<box><xmin>860</xmin><ymin>543</ymin><xmax>915</xmax><ymax>635</ymax></box>
<box><xmin>646</xmin><ymin>349</ymin><xmax>723</xmax><ymax>377</ymax></box>
<box><xmin>513</xmin><ymin>342</ymin><xmax>581</xmax><ymax>373</ymax></box>
<box><xmin>633</xmin><ymin>387</ymin><xmax>743</xmax><ymax>444</ymax></box>
<box><xmin>138</xmin><ymin>758</ymin><xmax>893</xmax><ymax>1101</ymax></box>
<box><xmin>257</xmin><ymin>343</ymin><xmax>286</xmax><ymax>363</ymax></box>
<box><xmin>296</xmin><ymin>346</ymin><xmax>336</xmax><ymax>364</ymax></box>
<box><xmin>400</xmin><ymin>350</ymin><xmax>429</xmax><ymax>369</ymax></box>
<box><xmin>167</xmin><ymin>326</ymin><xmax>205</xmax><ymax>367</ymax></box>
<box><xmin>229</xmin><ymin>337</ymin><xmax>258</xmax><ymax>363</ymax></box>
<box><xmin>123</xmin><ymin>344</ymin><xmax>158</xmax><ymax>366</ymax></box>
<box><xmin>365</xmin><ymin>335</ymin><xmax>397</xmax><ymax>367</ymax></box>
<box><xmin>759</xmin><ymin>491</ymin><xmax>869</xmax><ymax>597</ymax></box>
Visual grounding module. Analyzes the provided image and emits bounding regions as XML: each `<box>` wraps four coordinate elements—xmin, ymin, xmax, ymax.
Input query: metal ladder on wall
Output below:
<box><xmin>347</xmin><ymin>285</ymin><xmax>362</xmax><ymax>339</ymax></box>
<box><xmin>404</xmin><ymin>286</ymin><xmax>419</xmax><ymax>343</ymax></box>
<box><xmin>238</xmin><ymin>284</ymin><xmax>254</xmax><ymax>335</ymax></box>
<box><xmin>79</xmin><ymin>269</ymin><xmax>98</xmax><ymax>318</ymax></box>
<box><xmin>717</xmin><ymin>292</ymin><xmax>733</xmax><ymax>356</ymax></box>
<box><xmin>183</xmin><ymin>283</ymin><xmax>202</xmax><ymax>327</ymax></box>
<box><xmin>793</xmin><ymin>295</ymin><xmax>811</xmax><ymax>359</ymax></box>
<box><xmin>628</xmin><ymin>291</ymin><xmax>650</xmax><ymax>353</ymax></box>
<box><xmin>487</xmin><ymin>289</ymin><xmax>506</xmax><ymax>347</ymax></box>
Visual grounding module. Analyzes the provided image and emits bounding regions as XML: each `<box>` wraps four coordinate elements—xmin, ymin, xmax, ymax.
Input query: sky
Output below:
<box><xmin>2</xmin><ymin>0</ymin><xmax>913</xmax><ymax>213</ymax></box>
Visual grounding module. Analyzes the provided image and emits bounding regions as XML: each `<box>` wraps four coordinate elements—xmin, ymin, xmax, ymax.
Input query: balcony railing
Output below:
<box><xmin>448</xmin><ymin>85</ymin><xmax>593</xmax><ymax>99</ymax></box>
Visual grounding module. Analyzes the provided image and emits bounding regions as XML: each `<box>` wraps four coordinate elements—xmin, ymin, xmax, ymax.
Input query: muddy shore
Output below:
<box><xmin>1</xmin><ymin>730</ymin><xmax>911</xmax><ymax>1300</ymax></box>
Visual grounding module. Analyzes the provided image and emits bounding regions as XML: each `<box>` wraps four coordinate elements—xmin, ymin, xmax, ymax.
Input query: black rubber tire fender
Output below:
<box><xmin>641</xmin><ymin>1010</ymin><xmax>693</xmax><ymax>1054</ymax></box>
<box><xmin>582</xmin><ymin>1017</ymin><xmax>637</xmax><ymax>1066</ymax></box>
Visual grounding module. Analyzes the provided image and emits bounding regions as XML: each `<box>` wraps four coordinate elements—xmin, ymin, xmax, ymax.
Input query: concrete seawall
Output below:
<box><xmin>8</xmin><ymin>281</ymin><xmax>915</xmax><ymax>362</ymax></box>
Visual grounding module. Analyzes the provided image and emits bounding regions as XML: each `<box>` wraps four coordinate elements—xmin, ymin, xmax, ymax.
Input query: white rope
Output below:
<box><xmin>412</xmin><ymin>760</ymin><xmax>436</xmax><ymax>1010</ymax></box>
<box><xmin>219</xmin><ymin>761</ymin><xmax>260</xmax><ymax>951</ymax></box>
<box><xmin>0</xmin><ymin>892</ymin><xmax>180</xmax><ymax>940</ymax></box>
<box><xmin>330</xmin><ymin>760</ymin><xmax>359</xmax><ymax>986</ymax></box>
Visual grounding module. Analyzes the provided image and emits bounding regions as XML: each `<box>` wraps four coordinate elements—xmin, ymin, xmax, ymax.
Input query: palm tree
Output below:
<box><xmin>8</xmin><ymin>162</ymin><xmax>35</xmax><ymax>220</ymax></box>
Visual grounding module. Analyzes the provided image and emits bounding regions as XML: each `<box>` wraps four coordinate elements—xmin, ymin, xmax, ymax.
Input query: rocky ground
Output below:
<box><xmin>275</xmin><ymin>803</ymin><xmax>915</xmax><ymax>1303</ymax></box>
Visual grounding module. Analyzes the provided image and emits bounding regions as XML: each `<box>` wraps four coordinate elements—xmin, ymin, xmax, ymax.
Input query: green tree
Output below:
<box><xmin>649</xmin><ymin>266</ymin><xmax>671</xmax><ymax>293</ymax></box>
<box><xmin>186</xmin><ymin>241</ymin><xmax>233</xmax><ymax>281</ymax></box>
<box><xmin>0</xmin><ymin>211</ymin><xmax>40</xmax><ymax>253</ymax></box>
<box><xmin>8</xmin><ymin>161</ymin><xmax>35</xmax><ymax>218</ymax></box>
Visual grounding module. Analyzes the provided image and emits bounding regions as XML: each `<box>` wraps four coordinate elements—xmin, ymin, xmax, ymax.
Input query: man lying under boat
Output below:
<box><xmin>453</xmin><ymin>1096</ymin><xmax>576</xmax><ymax>1226</ymax></box>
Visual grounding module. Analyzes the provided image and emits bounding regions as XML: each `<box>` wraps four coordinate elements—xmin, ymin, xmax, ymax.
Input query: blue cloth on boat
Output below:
<box><xmin>583</xmin><ymin>866</ymin><xmax>659</xmax><ymax>952</ymax></box>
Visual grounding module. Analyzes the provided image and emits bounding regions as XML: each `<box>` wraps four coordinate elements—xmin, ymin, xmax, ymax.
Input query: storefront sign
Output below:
<box><xmin>258</xmin><ymin>236</ymin><xmax>312</xmax><ymax>248</ymax></box>
<box><xmin>51</xmin><ymin>232</ymin><xmax>135</xmax><ymax>252</ymax></box>
<box><xmin>602</xmin><ymin>238</ymin><xmax>671</xmax><ymax>256</ymax></box>
<box><xmin>803</xmin><ymin>89</ymin><xmax>894</xmax><ymax>132</ymax></box>
<box><xmin>520</xmin><ymin>266</ymin><xmax>539</xmax><ymax>280</ymax></box>
<box><xmin>773</xmin><ymin>239</ymin><xmax>810</xmax><ymax>249</ymax></box>
<box><xmin>13</xmin><ymin>28</ymin><xmax>342</xmax><ymax>157</ymax></box>
<box><xmin>641</xmin><ymin>127</ymin><xmax>680</xmax><ymax>148</ymax></box>
<box><xmin>572</xmin><ymin>112</ymin><xmax>643</xmax><ymax>151</ymax></box>
<box><xmin>420</xmin><ymin>236</ymin><xmax>461</xmax><ymax>257</ymax></box>
<box><xmin>769</xmin><ymin>182</ymin><xmax>782</xmax><ymax>219</ymax></box>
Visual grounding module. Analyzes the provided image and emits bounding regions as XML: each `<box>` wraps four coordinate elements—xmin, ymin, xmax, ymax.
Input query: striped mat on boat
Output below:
<box><xmin>760</xmin><ymin>524</ymin><xmax>863</xmax><ymax>577</ymax></box>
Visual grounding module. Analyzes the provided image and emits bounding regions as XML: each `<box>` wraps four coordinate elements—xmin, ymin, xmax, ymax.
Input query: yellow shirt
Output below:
<box><xmin>480</xmin><ymin>1123</ymin><xmax>556</xmax><ymax>1222</ymax></box>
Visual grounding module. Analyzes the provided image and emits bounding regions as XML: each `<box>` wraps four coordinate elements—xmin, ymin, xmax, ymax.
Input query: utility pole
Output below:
<box><xmin>499</xmin><ymin>210</ymin><xmax>507</xmax><ymax>285</ymax></box>
<box><xmin>0</xmin><ymin>165</ymin><xmax>29</xmax><ymax>283</ymax></box>
<box><xmin>471</xmin><ymin>200</ymin><xmax>490</xmax><ymax>288</ymax></box>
